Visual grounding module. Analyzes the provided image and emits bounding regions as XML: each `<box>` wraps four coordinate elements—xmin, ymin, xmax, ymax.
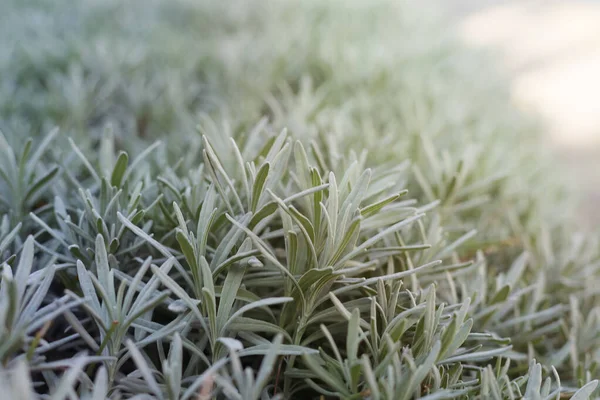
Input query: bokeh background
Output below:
<box><xmin>445</xmin><ymin>0</ymin><xmax>600</xmax><ymax>228</ymax></box>
<box><xmin>3</xmin><ymin>0</ymin><xmax>598</xmax><ymax>228</ymax></box>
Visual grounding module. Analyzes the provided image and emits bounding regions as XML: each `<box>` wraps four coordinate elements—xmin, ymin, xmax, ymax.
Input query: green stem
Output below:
<box><xmin>26</xmin><ymin>321</ymin><xmax>52</xmax><ymax>362</ymax></box>
<box><xmin>86</xmin><ymin>320</ymin><xmax>119</xmax><ymax>377</ymax></box>
<box><xmin>284</xmin><ymin>317</ymin><xmax>308</xmax><ymax>397</ymax></box>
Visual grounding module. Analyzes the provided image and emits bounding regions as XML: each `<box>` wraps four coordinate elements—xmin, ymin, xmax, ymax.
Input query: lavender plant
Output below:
<box><xmin>0</xmin><ymin>0</ymin><xmax>598</xmax><ymax>398</ymax></box>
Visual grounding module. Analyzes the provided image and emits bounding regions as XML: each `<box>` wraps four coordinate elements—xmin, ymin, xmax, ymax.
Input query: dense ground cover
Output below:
<box><xmin>1</xmin><ymin>0</ymin><xmax>599</xmax><ymax>398</ymax></box>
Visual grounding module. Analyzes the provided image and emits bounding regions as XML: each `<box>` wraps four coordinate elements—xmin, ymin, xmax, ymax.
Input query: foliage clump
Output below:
<box><xmin>1</xmin><ymin>0</ymin><xmax>599</xmax><ymax>398</ymax></box>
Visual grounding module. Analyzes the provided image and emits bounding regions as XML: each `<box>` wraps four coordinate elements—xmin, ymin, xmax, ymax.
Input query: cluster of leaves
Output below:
<box><xmin>1</xmin><ymin>0</ymin><xmax>599</xmax><ymax>398</ymax></box>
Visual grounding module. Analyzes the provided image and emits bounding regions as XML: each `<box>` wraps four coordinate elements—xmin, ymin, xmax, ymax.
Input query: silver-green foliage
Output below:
<box><xmin>0</xmin><ymin>0</ymin><xmax>599</xmax><ymax>398</ymax></box>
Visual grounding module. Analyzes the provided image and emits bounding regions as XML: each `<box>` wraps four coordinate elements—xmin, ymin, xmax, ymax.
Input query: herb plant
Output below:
<box><xmin>0</xmin><ymin>0</ymin><xmax>598</xmax><ymax>398</ymax></box>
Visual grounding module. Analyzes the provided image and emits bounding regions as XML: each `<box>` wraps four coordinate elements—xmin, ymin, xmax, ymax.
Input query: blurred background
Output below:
<box><xmin>2</xmin><ymin>0</ymin><xmax>599</xmax><ymax>228</ymax></box>
<box><xmin>444</xmin><ymin>0</ymin><xmax>600</xmax><ymax>227</ymax></box>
